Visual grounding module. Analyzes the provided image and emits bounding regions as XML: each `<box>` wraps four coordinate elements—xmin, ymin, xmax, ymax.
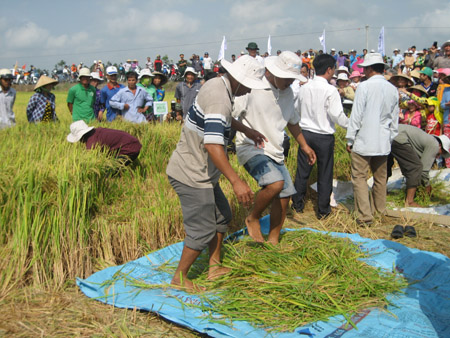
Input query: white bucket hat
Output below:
<box><xmin>183</xmin><ymin>67</ymin><xmax>197</xmax><ymax>77</ymax></box>
<box><xmin>437</xmin><ymin>135</ymin><xmax>450</xmax><ymax>159</ymax></box>
<box><xmin>138</xmin><ymin>68</ymin><xmax>154</xmax><ymax>80</ymax></box>
<box><xmin>106</xmin><ymin>66</ymin><xmax>118</xmax><ymax>75</ymax></box>
<box><xmin>78</xmin><ymin>68</ymin><xmax>92</xmax><ymax>80</ymax></box>
<box><xmin>264</xmin><ymin>51</ymin><xmax>307</xmax><ymax>82</ymax></box>
<box><xmin>337</xmin><ymin>73</ymin><xmax>349</xmax><ymax>82</ymax></box>
<box><xmin>359</xmin><ymin>53</ymin><xmax>386</xmax><ymax>67</ymax></box>
<box><xmin>337</xmin><ymin>66</ymin><xmax>350</xmax><ymax>75</ymax></box>
<box><xmin>221</xmin><ymin>55</ymin><xmax>269</xmax><ymax>90</ymax></box>
<box><xmin>90</xmin><ymin>72</ymin><xmax>103</xmax><ymax>81</ymax></box>
<box><xmin>67</xmin><ymin>120</ymin><xmax>94</xmax><ymax>143</ymax></box>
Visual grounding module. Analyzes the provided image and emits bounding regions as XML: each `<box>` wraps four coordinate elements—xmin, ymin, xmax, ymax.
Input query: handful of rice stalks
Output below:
<box><xmin>187</xmin><ymin>230</ymin><xmax>407</xmax><ymax>332</ymax></box>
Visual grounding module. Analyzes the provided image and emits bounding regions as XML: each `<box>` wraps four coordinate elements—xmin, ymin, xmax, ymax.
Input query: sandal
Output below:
<box><xmin>391</xmin><ymin>225</ymin><xmax>404</xmax><ymax>239</ymax></box>
<box><xmin>404</xmin><ymin>225</ymin><xmax>417</xmax><ymax>238</ymax></box>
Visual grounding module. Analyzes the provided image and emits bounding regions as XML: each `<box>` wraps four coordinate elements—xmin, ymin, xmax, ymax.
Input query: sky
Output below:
<box><xmin>1</xmin><ymin>0</ymin><xmax>449</xmax><ymax>70</ymax></box>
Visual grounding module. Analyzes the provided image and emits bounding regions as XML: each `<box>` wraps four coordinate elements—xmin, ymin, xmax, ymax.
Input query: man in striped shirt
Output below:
<box><xmin>166</xmin><ymin>56</ymin><xmax>268</xmax><ymax>291</ymax></box>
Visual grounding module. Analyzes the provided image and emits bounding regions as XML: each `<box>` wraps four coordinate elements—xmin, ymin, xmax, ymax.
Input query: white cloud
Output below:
<box><xmin>5</xmin><ymin>21</ymin><xmax>49</xmax><ymax>49</ymax></box>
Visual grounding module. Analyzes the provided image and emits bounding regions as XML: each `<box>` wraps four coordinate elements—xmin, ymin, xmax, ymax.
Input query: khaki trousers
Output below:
<box><xmin>351</xmin><ymin>152</ymin><xmax>388</xmax><ymax>222</ymax></box>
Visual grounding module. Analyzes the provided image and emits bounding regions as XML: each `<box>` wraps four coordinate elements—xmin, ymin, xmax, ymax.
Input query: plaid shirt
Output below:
<box><xmin>26</xmin><ymin>92</ymin><xmax>56</xmax><ymax>122</ymax></box>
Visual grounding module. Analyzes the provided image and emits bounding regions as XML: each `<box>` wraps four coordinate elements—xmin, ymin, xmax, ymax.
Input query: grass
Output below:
<box><xmin>1</xmin><ymin>89</ymin><xmax>450</xmax><ymax>337</ymax></box>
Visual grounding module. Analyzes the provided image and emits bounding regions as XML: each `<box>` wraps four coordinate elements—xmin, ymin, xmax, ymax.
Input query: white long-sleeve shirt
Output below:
<box><xmin>346</xmin><ymin>74</ymin><xmax>399</xmax><ymax>156</ymax></box>
<box><xmin>296</xmin><ymin>76</ymin><xmax>348</xmax><ymax>135</ymax></box>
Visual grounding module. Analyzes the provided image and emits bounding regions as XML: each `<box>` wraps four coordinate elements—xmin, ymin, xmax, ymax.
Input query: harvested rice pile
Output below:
<box><xmin>189</xmin><ymin>230</ymin><xmax>407</xmax><ymax>332</ymax></box>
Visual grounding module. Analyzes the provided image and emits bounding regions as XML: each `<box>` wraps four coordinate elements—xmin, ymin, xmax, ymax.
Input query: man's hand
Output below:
<box><xmin>346</xmin><ymin>144</ymin><xmax>352</xmax><ymax>153</ymax></box>
<box><xmin>301</xmin><ymin>145</ymin><xmax>316</xmax><ymax>165</ymax></box>
<box><xmin>231</xmin><ymin>119</ymin><xmax>267</xmax><ymax>148</ymax></box>
<box><xmin>98</xmin><ymin>110</ymin><xmax>103</xmax><ymax>121</ymax></box>
<box><xmin>244</xmin><ymin>128</ymin><xmax>267</xmax><ymax>148</ymax></box>
<box><xmin>123</xmin><ymin>104</ymin><xmax>130</xmax><ymax>110</ymax></box>
<box><xmin>137</xmin><ymin>107</ymin><xmax>147</xmax><ymax>113</ymax></box>
<box><xmin>232</xmin><ymin>179</ymin><xmax>254</xmax><ymax>208</ymax></box>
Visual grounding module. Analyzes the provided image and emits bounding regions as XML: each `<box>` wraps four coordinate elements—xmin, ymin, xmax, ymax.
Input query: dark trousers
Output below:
<box><xmin>292</xmin><ymin>130</ymin><xmax>334</xmax><ymax>216</ymax></box>
<box><xmin>390</xmin><ymin>141</ymin><xmax>422</xmax><ymax>188</ymax></box>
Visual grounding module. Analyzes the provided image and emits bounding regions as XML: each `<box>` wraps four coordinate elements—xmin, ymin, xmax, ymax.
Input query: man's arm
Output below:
<box><xmin>204</xmin><ymin>143</ymin><xmax>254</xmax><ymax>207</ymax></box>
<box><xmin>67</xmin><ymin>103</ymin><xmax>73</xmax><ymax>114</ymax></box>
<box><xmin>345</xmin><ymin>85</ymin><xmax>364</xmax><ymax>149</ymax></box>
<box><xmin>287</xmin><ymin>123</ymin><xmax>316</xmax><ymax>165</ymax></box>
<box><xmin>109</xmin><ymin>91</ymin><xmax>126</xmax><ymax>110</ymax></box>
<box><xmin>328</xmin><ymin>88</ymin><xmax>349</xmax><ymax>128</ymax></box>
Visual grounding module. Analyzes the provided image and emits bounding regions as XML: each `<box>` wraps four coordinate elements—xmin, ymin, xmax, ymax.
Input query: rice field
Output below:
<box><xmin>1</xmin><ymin>88</ymin><xmax>449</xmax><ymax>337</ymax></box>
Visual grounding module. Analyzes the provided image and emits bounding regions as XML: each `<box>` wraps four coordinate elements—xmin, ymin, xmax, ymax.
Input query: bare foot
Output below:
<box><xmin>245</xmin><ymin>217</ymin><xmax>265</xmax><ymax>243</ymax></box>
<box><xmin>405</xmin><ymin>201</ymin><xmax>422</xmax><ymax>208</ymax></box>
<box><xmin>171</xmin><ymin>277</ymin><xmax>206</xmax><ymax>293</ymax></box>
<box><xmin>266</xmin><ymin>237</ymin><xmax>279</xmax><ymax>245</ymax></box>
<box><xmin>207</xmin><ymin>266</ymin><xmax>231</xmax><ymax>280</ymax></box>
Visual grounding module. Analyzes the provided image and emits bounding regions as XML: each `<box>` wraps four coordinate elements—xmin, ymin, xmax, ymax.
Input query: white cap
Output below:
<box><xmin>90</xmin><ymin>72</ymin><xmax>103</xmax><ymax>81</ymax></box>
<box><xmin>106</xmin><ymin>66</ymin><xmax>118</xmax><ymax>75</ymax></box>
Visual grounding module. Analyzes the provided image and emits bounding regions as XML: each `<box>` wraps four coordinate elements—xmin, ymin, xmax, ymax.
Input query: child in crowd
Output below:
<box><xmin>349</xmin><ymin>71</ymin><xmax>361</xmax><ymax>90</ymax></box>
<box><xmin>90</xmin><ymin>72</ymin><xmax>105</xmax><ymax>121</ymax></box>
<box><xmin>399</xmin><ymin>99</ymin><xmax>422</xmax><ymax>128</ymax></box>
<box><xmin>424</xmin><ymin>97</ymin><xmax>442</xmax><ymax>136</ymax></box>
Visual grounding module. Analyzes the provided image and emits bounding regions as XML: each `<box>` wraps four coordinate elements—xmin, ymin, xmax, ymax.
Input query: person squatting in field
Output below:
<box><xmin>233</xmin><ymin>51</ymin><xmax>316</xmax><ymax>244</ymax></box>
<box><xmin>166</xmin><ymin>55</ymin><xmax>269</xmax><ymax>291</ymax></box>
<box><xmin>67</xmin><ymin>120</ymin><xmax>142</xmax><ymax>163</ymax></box>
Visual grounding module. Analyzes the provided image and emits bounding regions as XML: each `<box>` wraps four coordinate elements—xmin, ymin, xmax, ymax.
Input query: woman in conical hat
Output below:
<box><xmin>26</xmin><ymin>75</ymin><xmax>59</xmax><ymax>123</ymax></box>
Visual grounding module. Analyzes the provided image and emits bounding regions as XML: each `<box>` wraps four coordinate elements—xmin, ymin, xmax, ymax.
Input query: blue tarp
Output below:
<box><xmin>77</xmin><ymin>215</ymin><xmax>450</xmax><ymax>337</ymax></box>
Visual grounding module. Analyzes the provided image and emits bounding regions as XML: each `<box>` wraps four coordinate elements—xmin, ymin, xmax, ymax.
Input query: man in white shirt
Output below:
<box><xmin>246</xmin><ymin>42</ymin><xmax>264</xmax><ymax>65</ymax></box>
<box><xmin>202</xmin><ymin>52</ymin><xmax>213</xmax><ymax>76</ymax></box>
<box><xmin>0</xmin><ymin>69</ymin><xmax>16</xmax><ymax>130</ymax></box>
<box><xmin>346</xmin><ymin>53</ymin><xmax>399</xmax><ymax>225</ymax></box>
<box><xmin>391</xmin><ymin>49</ymin><xmax>404</xmax><ymax>70</ymax></box>
<box><xmin>234</xmin><ymin>51</ymin><xmax>316</xmax><ymax>244</ymax></box>
<box><xmin>292</xmin><ymin>54</ymin><xmax>349</xmax><ymax>218</ymax></box>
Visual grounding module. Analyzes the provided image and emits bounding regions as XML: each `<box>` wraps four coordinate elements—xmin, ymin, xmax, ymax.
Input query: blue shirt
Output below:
<box><xmin>441</xmin><ymin>87</ymin><xmax>450</xmax><ymax>125</ymax></box>
<box><xmin>100</xmin><ymin>83</ymin><xmax>124</xmax><ymax>122</ymax></box>
<box><xmin>109</xmin><ymin>86</ymin><xmax>153</xmax><ymax>124</ymax></box>
<box><xmin>392</xmin><ymin>54</ymin><xmax>404</xmax><ymax>68</ymax></box>
<box><xmin>346</xmin><ymin>75</ymin><xmax>399</xmax><ymax>156</ymax></box>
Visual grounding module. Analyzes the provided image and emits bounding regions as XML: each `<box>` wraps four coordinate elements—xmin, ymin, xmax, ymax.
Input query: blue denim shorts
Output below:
<box><xmin>244</xmin><ymin>154</ymin><xmax>296</xmax><ymax>198</ymax></box>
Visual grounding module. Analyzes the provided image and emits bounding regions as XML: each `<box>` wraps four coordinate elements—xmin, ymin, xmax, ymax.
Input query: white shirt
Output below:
<box><xmin>296</xmin><ymin>76</ymin><xmax>348</xmax><ymax>135</ymax></box>
<box><xmin>233</xmin><ymin>77</ymin><xmax>300</xmax><ymax>165</ymax></box>
<box><xmin>0</xmin><ymin>87</ymin><xmax>16</xmax><ymax>130</ymax></box>
<box><xmin>346</xmin><ymin>74</ymin><xmax>399</xmax><ymax>156</ymax></box>
<box><xmin>203</xmin><ymin>57</ymin><xmax>213</xmax><ymax>70</ymax></box>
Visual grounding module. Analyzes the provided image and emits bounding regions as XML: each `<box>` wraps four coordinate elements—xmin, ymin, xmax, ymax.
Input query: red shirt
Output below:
<box><xmin>85</xmin><ymin>128</ymin><xmax>142</xmax><ymax>158</ymax></box>
<box><xmin>425</xmin><ymin>114</ymin><xmax>441</xmax><ymax>136</ymax></box>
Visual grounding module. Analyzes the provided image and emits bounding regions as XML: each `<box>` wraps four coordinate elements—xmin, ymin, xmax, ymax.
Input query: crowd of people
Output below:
<box><xmin>2</xmin><ymin>39</ymin><xmax>450</xmax><ymax>290</ymax></box>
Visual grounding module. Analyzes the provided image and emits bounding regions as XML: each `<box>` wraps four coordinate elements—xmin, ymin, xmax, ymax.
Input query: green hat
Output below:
<box><xmin>174</xmin><ymin>103</ymin><xmax>182</xmax><ymax>111</ymax></box>
<box><xmin>246</xmin><ymin>42</ymin><xmax>259</xmax><ymax>50</ymax></box>
<box><xmin>419</xmin><ymin>67</ymin><xmax>433</xmax><ymax>79</ymax></box>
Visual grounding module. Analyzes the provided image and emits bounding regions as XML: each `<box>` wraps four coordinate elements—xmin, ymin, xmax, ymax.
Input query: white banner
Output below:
<box><xmin>319</xmin><ymin>29</ymin><xmax>326</xmax><ymax>53</ymax></box>
<box><xmin>218</xmin><ymin>36</ymin><xmax>227</xmax><ymax>61</ymax></box>
<box><xmin>267</xmin><ymin>35</ymin><xmax>272</xmax><ymax>56</ymax></box>
<box><xmin>378</xmin><ymin>26</ymin><xmax>385</xmax><ymax>56</ymax></box>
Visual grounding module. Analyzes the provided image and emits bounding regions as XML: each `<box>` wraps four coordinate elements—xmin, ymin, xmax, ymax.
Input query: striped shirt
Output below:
<box><xmin>166</xmin><ymin>76</ymin><xmax>232</xmax><ymax>188</ymax></box>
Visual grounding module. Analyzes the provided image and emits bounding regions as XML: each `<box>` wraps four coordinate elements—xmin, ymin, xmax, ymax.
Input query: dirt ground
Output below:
<box><xmin>2</xmin><ymin>202</ymin><xmax>449</xmax><ymax>338</ymax></box>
